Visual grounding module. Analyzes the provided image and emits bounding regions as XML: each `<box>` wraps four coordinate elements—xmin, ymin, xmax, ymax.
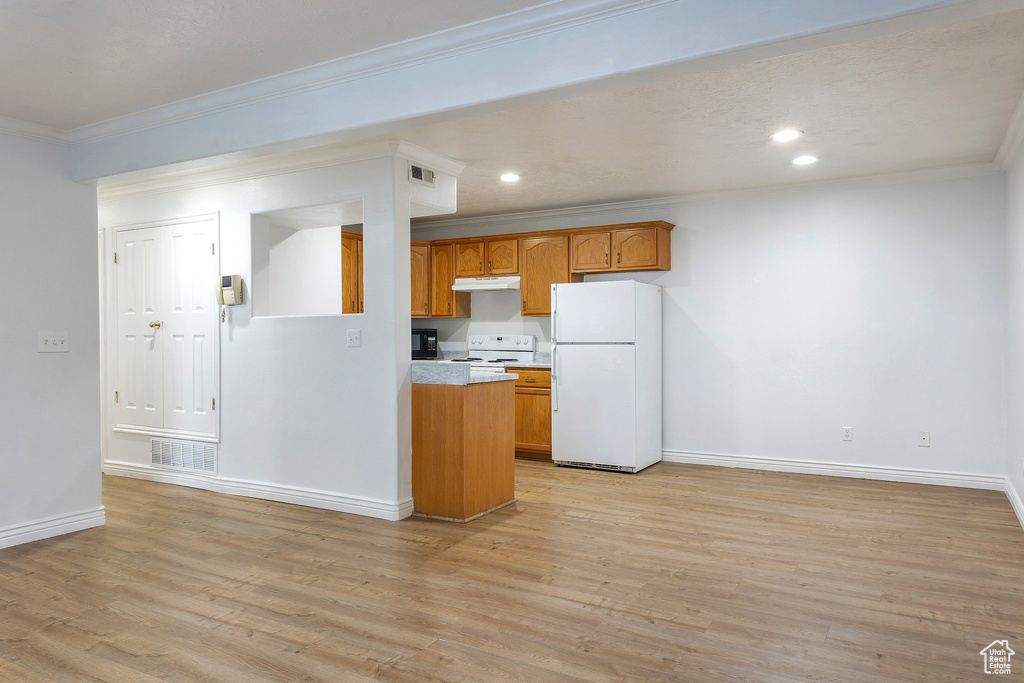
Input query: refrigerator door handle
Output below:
<box><xmin>550</xmin><ymin>284</ymin><xmax>558</xmax><ymax>343</ymax></box>
<box><xmin>551</xmin><ymin>344</ymin><xmax>558</xmax><ymax>412</ymax></box>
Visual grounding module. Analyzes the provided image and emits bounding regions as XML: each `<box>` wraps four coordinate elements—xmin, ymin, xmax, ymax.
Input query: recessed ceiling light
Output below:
<box><xmin>792</xmin><ymin>155</ymin><xmax>818</xmax><ymax>166</ymax></box>
<box><xmin>771</xmin><ymin>129</ymin><xmax>802</xmax><ymax>143</ymax></box>
<box><xmin>500</xmin><ymin>173</ymin><xmax>520</xmax><ymax>182</ymax></box>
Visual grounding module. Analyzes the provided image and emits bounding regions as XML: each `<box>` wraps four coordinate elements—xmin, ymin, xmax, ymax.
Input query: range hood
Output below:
<box><xmin>452</xmin><ymin>276</ymin><xmax>521</xmax><ymax>292</ymax></box>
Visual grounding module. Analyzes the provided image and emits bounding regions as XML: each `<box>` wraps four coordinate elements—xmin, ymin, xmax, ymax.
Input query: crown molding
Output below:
<box><xmin>412</xmin><ymin>162</ymin><xmax>1004</xmax><ymax>232</ymax></box>
<box><xmin>97</xmin><ymin>140</ymin><xmax>464</xmax><ymax>202</ymax></box>
<box><xmin>995</xmin><ymin>87</ymin><xmax>1024</xmax><ymax>169</ymax></box>
<box><xmin>66</xmin><ymin>0</ymin><xmax>666</xmax><ymax>146</ymax></box>
<box><xmin>97</xmin><ymin>140</ymin><xmax>394</xmax><ymax>202</ymax></box>
<box><xmin>0</xmin><ymin>115</ymin><xmax>69</xmax><ymax>145</ymax></box>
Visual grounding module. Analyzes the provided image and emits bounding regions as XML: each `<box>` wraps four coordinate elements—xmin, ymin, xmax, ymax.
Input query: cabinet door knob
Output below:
<box><xmin>617</xmin><ymin>252</ymin><xmax>621</xmax><ymax>264</ymax></box>
<box><xmin>525</xmin><ymin>377</ymin><xmax>536</xmax><ymax>382</ymax></box>
<box><xmin>148</xmin><ymin>320</ymin><xmax>162</xmax><ymax>329</ymax></box>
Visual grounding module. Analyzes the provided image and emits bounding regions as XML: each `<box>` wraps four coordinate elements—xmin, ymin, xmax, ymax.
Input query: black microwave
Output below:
<box><xmin>412</xmin><ymin>328</ymin><xmax>438</xmax><ymax>359</ymax></box>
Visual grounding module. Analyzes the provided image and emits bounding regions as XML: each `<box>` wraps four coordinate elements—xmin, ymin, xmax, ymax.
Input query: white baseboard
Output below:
<box><xmin>0</xmin><ymin>506</ymin><xmax>106</xmax><ymax>550</ymax></box>
<box><xmin>1005</xmin><ymin>478</ymin><xmax>1024</xmax><ymax>532</ymax></box>
<box><xmin>661</xmin><ymin>450</ymin><xmax>1007</xmax><ymax>490</ymax></box>
<box><xmin>103</xmin><ymin>461</ymin><xmax>413</xmax><ymax>521</ymax></box>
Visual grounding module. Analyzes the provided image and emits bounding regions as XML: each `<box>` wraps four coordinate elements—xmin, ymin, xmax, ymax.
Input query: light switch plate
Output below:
<box><xmin>38</xmin><ymin>331</ymin><xmax>70</xmax><ymax>353</ymax></box>
<box><xmin>346</xmin><ymin>329</ymin><xmax>361</xmax><ymax>348</ymax></box>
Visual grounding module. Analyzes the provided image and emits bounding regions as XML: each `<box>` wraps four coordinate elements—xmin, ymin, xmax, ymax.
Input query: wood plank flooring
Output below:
<box><xmin>1</xmin><ymin>461</ymin><xmax>1022</xmax><ymax>682</ymax></box>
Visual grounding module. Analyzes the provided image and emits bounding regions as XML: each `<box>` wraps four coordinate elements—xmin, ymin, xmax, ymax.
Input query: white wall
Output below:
<box><xmin>100</xmin><ymin>156</ymin><xmax>416</xmax><ymax>518</ymax></box>
<box><xmin>417</xmin><ymin>173</ymin><xmax>1009</xmax><ymax>480</ymax></box>
<box><xmin>1006</xmin><ymin>146</ymin><xmax>1024</xmax><ymax>522</ymax></box>
<box><xmin>429</xmin><ymin>291</ymin><xmax>550</xmax><ymax>350</ymax></box>
<box><xmin>266</xmin><ymin>226</ymin><xmax>343</xmax><ymax>317</ymax></box>
<box><xmin>0</xmin><ymin>132</ymin><xmax>102</xmax><ymax>548</ymax></box>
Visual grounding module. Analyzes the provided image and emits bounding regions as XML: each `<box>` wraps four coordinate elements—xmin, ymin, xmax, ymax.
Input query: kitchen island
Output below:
<box><xmin>411</xmin><ymin>361</ymin><xmax>517</xmax><ymax>522</ymax></box>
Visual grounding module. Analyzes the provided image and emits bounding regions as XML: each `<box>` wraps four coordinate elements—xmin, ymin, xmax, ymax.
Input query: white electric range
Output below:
<box><xmin>440</xmin><ymin>333</ymin><xmax>536</xmax><ymax>374</ymax></box>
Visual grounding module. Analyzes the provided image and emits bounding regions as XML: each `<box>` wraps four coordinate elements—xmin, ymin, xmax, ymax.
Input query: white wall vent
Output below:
<box><xmin>151</xmin><ymin>438</ymin><xmax>217</xmax><ymax>475</ymax></box>
<box><xmin>408</xmin><ymin>163</ymin><xmax>436</xmax><ymax>187</ymax></box>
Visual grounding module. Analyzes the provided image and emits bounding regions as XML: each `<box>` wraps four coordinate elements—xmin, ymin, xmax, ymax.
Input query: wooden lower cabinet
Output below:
<box><xmin>514</xmin><ymin>368</ymin><xmax>552</xmax><ymax>460</ymax></box>
<box><xmin>412</xmin><ymin>380</ymin><xmax>516</xmax><ymax>521</ymax></box>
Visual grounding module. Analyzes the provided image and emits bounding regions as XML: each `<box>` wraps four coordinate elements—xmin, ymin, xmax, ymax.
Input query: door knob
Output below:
<box><xmin>149</xmin><ymin>320</ymin><xmax>162</xmax><ymax>329</ymax></box>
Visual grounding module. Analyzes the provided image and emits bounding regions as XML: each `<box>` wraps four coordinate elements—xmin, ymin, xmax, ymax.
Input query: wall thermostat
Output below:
<box><xmin>217</xmin><ymin>275</ymin><xmax>243</xmax><ymax>305</ymax></box>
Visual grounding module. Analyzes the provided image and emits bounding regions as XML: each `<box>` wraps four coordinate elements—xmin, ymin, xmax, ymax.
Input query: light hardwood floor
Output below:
<box><xmin>1</xmin><ymin>461</ymin><xmax>1022</xmax><ymax>682</ymax></box>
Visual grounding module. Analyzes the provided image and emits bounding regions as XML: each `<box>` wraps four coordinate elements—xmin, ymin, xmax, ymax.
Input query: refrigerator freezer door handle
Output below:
<box><xmin>551</xmin><ymin>344</ymin><xmax>558</xmax><ymax>412</ymax></box>
<box><xmin>550</xmin><ymin>284</ymin><xmax>558</xmax><ymax>343</ymax></box>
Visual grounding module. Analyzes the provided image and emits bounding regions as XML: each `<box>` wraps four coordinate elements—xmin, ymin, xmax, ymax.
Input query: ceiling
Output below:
<box><xmin>0</xmin><ymin>0</ymin><xmax>545</xmax><ymax>130</ymax></box>
<box><xmin>388</xmin><ymin>8</ymin><xmax>1024</xmax><ymax>221</ymax></box>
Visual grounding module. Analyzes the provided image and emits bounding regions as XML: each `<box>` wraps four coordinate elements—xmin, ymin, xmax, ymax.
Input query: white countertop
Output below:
<box><xmin>412</xmin><ymin>360</ymin><xmax>516</xmax><ymax>386</ymax></box>
<box><xmin>467</xmin><ymin>372</ymin><xmax>518</xmax><ymax>384</ymax></box>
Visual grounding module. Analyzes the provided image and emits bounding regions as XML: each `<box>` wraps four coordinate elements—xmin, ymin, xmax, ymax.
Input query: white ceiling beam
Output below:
<box><xmin>73</xmin><ymin>0</ymin><xmax>1019</xmax><ymax>182</ymax></box>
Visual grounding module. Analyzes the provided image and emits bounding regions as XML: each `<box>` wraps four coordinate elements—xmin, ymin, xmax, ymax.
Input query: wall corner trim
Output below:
<box><xmin>0</xmin><ymin>506</ymin><xmax>106</xmax><ymax>550</ymax></box>
<box><xmin>995</xmin><ymin>88</ymin><xmax>1024</xmax><ymax>169</ymax></box>
<box><xmin>103</xmin><ymin>460</ymin><xmax>411</xmax><ymax>521</ymax></box>
<box><xmin>1005</xmin><ymin>478</ymin><xmax>1024</xmax><ymax>533</ymax></box>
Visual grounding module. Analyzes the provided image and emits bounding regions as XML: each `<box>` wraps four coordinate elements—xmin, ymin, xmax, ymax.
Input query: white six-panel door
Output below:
<box><xmin>116</xmin><ymin>227</ymin><xmax>164</xmax><ymax>429</ymax></box>
<box><xmin>115</xmin><ymin>216</ymin><xmax>219</xmax><ymax>439</ymax></box>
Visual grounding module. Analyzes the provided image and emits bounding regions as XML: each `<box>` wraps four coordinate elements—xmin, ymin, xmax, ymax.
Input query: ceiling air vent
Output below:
<box><xmin>409</xmin><ymin>163</ymin><xmax>436</xmax><ymax>187</ymax></box>
<box><xmin>151</xmin><ymin>438</ymin><xmax>217</xmax><ymax>475</ymax></box>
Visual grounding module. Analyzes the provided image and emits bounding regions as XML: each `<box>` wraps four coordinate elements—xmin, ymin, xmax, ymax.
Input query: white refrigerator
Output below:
<box><xmin>550</xmin><ymin>280</ymin><xmax>663</xmax><ymax>473</ymax></box>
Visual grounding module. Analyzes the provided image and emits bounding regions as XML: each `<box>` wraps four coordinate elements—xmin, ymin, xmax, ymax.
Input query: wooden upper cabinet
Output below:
<box><xmin>567</xmin><ymin>222</ymin><xmax>672</xmax><ymax>273</ymax></box>
<box><xmin>430</xmin><ymin>243</ymin><xmax>471</xmax><ymax>318</ymax></box>
<box><xmin>411</xmin><ymin>243</ymin><xmax>430</xmax><ymax>318</ymax></box>
<box><xmin>486</xmin><ymin>238</ymin><xmax>519</xmax><ymax>275</ymax></box>
<box><xmin>455</xmin><ymin>242</ymin><xmax>485</xmax><ymax>277</ymax></box>
<box><xmin>614</xmin><ymin>227</ymin><xmax>658</xmax><ymax>270</ymax></box>
<box><xmin>570</xmin><ymin>232</ymin><xmax>611</xmax><ymax>272</ymax></box>
<box><xmin>520</xmin><ymin>235</ymin><xmax>578</xmax><ymax>316</ymax></box>
<box><xmin>341</xmin><ymin>232</ymin><xmax>361</xmax><ymax>314</ymax></box>
<box><xmin>356</xmin><ymin>238</ymin><xmax>364</xmax><ymax>313</ymax></box>
<box><xmin>430</xmin><ymin>244</ymin><xmax>454</xmax><ymax>316</ymax></box>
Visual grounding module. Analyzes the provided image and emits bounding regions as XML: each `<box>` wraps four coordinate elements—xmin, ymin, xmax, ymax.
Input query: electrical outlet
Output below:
<box><xmin>842</xmin><ymin>427</ymin><xmax>853</xmax><ymax>442</ymax></box>
<box><xmin>37</xmin><ymin>331</ymin><xmax>70</xmax><ymax>353</ymax></box>
<box><xmin>918</xmin><ymin>431</ymin><xmax>930</xmax><ymax>447</ymax></box>
<box><xmin>346</xmin><ymin>329</ymin><xmax>361</xmax><ymax>348</ymax></box>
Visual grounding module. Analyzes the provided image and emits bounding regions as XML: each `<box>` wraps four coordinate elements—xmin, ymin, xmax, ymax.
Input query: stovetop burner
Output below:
<box><xmin>451</xmin><ymin>358</ymin><xmax>482</xmax><ymax>362</ymax></box>
<box><xmin>488</xmin><ymin>358</ymin><xmax>518</xmax><ymax>363</ymax></box>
